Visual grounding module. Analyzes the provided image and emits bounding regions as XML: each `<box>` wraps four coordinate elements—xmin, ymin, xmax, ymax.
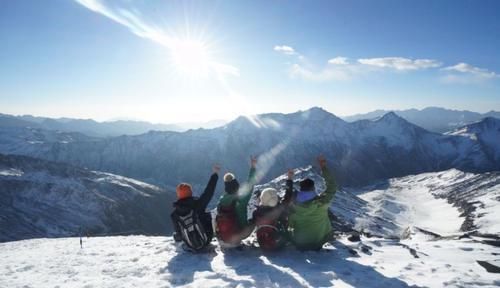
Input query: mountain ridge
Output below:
<box><xmin>1</xmin><ymin>107</ymin><xmax>498</xmax><ymax>190</ymax></box>
<box><xmin>342</xmin><ymin>106</ymin><xmax>500</xmax><ymax>133</ymax></box>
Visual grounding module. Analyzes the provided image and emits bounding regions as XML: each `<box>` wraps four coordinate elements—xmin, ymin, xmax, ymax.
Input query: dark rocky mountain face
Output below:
<box><xmin>0</xmin><ymin>153</ymin><xmax>175</xmax><ymax>242</ymax></box>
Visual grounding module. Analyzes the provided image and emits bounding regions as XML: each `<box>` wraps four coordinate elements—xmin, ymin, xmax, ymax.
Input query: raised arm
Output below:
<box><xmin>198</xmin><ymin>164</ymin><xmax>220</xmax><ymax>210</ymax></box>
<box><xmin>240</xmin><ymin>156</ymin><xmax>257</xmax><ymax>205</ymax></box>
<box><xmin>247</xmin><ymin>155</ymin><xmax>257</xmax><ymax>184</ymax></box>
<box><xmin>317</xmin><ymin>155</ymin><xmax>337</xmax><ymax>205</ymax></box>
<box><xmin>283</xmin><ymin>169</ymin><xmax>294</xmax><ymax>205</ymax></box>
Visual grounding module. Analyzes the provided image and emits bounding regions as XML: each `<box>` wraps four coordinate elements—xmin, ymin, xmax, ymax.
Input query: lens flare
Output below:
<box><xmin>170</xmin><ymin>38</ymin><xmax>211</xmax><ymax>78</ymax></box>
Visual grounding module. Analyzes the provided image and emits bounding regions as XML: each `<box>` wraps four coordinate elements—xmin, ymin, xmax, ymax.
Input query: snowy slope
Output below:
<box><xmin>0</xmin><ymin>154</ymin><xmax>175</xmax><ymax>242</ymax></box>
<box><xmin>1</xmin><ymin>108</ymin><xmax>498</xmax><ymax>189</ymax></box>
<box><xmin>0</xmin><ymin>234</ymin><xmax>498</xmax><ymax>288</ymax></box>
<box><xmin>448</xmin><ymin>117</ymin><xmax>500</xmax><ymax>164</ymax></box>
<box><xmin>348</xmin><ymin>169</ymin><xmax>500</xmax><ymax>237</ymax></box>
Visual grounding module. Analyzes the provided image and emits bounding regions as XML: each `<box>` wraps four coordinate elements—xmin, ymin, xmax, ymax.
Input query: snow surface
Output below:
<box><xmin>349</xmin><ymin>169</ymin><xmax>500</xmax><ymax>237</ymax></box>
<box><xmin>0</xmin><ymin>234</ymin><xmax>498</xmax><ymax>288</ymax></box>
<box><xmin>0</xmin><ymin>168</ymin><xmax>23</xmax><ymax>176</ymax></box>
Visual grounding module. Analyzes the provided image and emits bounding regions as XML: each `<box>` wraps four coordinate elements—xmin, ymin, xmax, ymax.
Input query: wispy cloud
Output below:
<box><xmin>75</xmin><ymin>0</ymin><xmax>239</xmax><ymax>77</ymax></box>
<box><xmin>443</xmin><ymin>63</ymin><xmax>498</xmax><ymax>78</ymax></box>
<box><xmin>357</xmin><ymin>57</ymin><xmax>442</xmax><ymax>71</ymax></box>
<box><xmin>440</xmin><ymin>63</ymin><xmax>499</xmax><ymax>84</ymax></box>
<box><xmin>328</xmin><ymin>57</ymin><xmax>349</xmax><ymax>65</ymax></box>
<box><xmin>274</xmin><ymin>45</ymin><xmax>297</xmax><ymax>56</ymax></box>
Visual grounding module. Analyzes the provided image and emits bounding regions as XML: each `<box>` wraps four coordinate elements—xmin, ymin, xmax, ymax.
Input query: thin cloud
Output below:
<box><xmin>328</xmin><ymin>57</ymin><xmax>349</xmax><ymax>65</ymax></box>
<box><xmin>440</xmin><ymin>63</ymin><xmax>499</xmax><ymax>84</ymax></box>
<box><xmin>274</xmin><ymin>45</ymin><xmax>296</xmax><ymax>56</ymax></box>
<box><xmin>358</xmin><ymin>57</ymin><xmax>442</xmax><ymax>71</ymax></box>
<box><xmin>442</xmin><ymin>63</ymin><xmax>498</xmax><ymax>79</ymax></box>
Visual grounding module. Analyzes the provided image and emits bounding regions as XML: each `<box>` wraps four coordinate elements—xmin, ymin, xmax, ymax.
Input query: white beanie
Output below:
<box><xmin>260</xmin><ymin>188</ymin><xmax>279</xmax><ymax>207</ymax></box>
<box><xmin>224</xmin><ymin>173</ymin><xmax>235</xmax><ymax>182</ymax></box>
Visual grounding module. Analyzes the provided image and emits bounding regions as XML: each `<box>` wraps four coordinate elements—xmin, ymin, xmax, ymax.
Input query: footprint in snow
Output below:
<box><xmin>459</xmin><ymin>247</ymin><xmax>474</xmax><ymax>251</ymax></box>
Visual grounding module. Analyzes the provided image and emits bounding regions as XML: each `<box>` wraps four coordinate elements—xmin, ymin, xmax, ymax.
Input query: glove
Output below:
<box><xmin>173</xmin><ymin>232</ymin><xmax>182</xmax><ymax>242</ymax></box>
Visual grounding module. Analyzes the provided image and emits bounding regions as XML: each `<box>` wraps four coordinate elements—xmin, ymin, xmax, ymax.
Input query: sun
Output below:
<box><xmin>169</xmin><ymin>38</ymin><xmax>212</xmax><ymax>78</ymax></box>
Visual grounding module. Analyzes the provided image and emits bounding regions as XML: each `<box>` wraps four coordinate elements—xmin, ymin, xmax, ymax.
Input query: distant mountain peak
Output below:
<box><xmin>300</xmin><ymin>106</ymin><xmax>344</xmax><ymax>123</ymax></box>
<box><xmin>376</xmin><ymin>111</ymin><xmax>406</xmax><ymax>123</ymax></box>
<box><xmin>305</xmin><ymin>106</ymin><xmax>328</xmax><ymax>113</ymax></box>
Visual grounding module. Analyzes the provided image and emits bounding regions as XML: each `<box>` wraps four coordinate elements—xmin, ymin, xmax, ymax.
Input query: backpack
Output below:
<box><xmin>216</xmin><ymin>201</ymin><xmax>240</xmax><ymax>243</ymax></box>
<box><xmin>172</xmin><ymin>210</ymin><xmax>209</xmax><ymax>251</ymax></box>
<box><xmin>256</xmin><ymin>219</ymin><xmax>284</xmax><ymax>251</ymax></box>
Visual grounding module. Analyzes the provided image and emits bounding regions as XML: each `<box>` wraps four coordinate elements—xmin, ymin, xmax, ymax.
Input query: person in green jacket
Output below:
<box><xmin>287</xmin><ymin>155</ymin><xmax>337</xmax><ymax>251</ymax></box>
<box><xmin>215</xmin><ymin>156</ymin><xmax>258</xmax><ymax>247</ymax></box>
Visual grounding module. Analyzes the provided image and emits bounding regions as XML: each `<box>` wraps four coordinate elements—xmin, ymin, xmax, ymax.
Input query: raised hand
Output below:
<box><xmin>213</xmin><ymin>164</ymin><xmax>221</xmax><ymax>174</ymax></box>
<box><xmin>287</xmin><ymin>169</ymin><xmax>294</xmax><ymax>180</ymax></box>
<box><xmin>317</xmin><ymin>155</ymin><xmax>327</xmax><ymax>169</ymax></box>
<box><xmin>250</xmin><ymin>155</ymin><xmax>257</xmax><ymax>168</ymax></box>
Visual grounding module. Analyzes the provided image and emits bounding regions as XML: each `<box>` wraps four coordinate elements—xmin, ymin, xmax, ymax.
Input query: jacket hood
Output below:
<box><xmin>173</xmin><ymin>197</ymin><xmax>197</xmax><ymax>215</ymax></box>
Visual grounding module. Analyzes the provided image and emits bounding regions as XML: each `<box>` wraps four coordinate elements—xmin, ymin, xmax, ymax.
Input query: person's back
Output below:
<box><xmin>215</xmin><ymin>156</ymin><xmax>258</xmax><ymax>247</ymax></box>
<box><xmin>252</xmin><ymin>170</ymin><xmax>295</xmax><ymax>251</ymax></box>
<box><xmin>171</xmin><ymin>165</ymin><xmax>219</xmax><ymax>251</ymax></box>
<box><xmin>252</xmin><ymin>188</ymin><xmax>286</xmax><ymax>251</ymax></box>
<box><xmin>287</xmin><ymin>156</ymin><xmax>337</xmax><ymax>250</ymax></box>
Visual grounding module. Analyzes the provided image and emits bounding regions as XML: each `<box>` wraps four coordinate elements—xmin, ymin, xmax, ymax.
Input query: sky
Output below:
<box><xmin>0</xmin><ymin>0</ymin><xmax>499</xmax><ymax>123</ymax></box>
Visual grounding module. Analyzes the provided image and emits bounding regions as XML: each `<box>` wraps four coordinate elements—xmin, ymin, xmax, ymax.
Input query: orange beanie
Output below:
<box><xmin>176</xmin><ymin>183</ymin><xmax>192</xmax><ymax>199</ymax></box>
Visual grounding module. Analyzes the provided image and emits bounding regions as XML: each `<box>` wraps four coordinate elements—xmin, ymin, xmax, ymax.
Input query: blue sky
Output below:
<box><xmin>0</xmin><ymin>0</ymin><xmax>499</xmax><ymax>123</ymax></box>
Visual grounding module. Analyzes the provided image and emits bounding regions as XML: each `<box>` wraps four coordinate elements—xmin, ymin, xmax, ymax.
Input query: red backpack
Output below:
<box><xmin>254</xmin><ymin>206</ymin><xmax>288</xmax><ymax>251</ymax></box>
<box><xmin>256</xmin><ymin>219</ymin><xmax>282</xmax><ymax>251</ymax></box>
<box><xmin>216</xmin><ymin>201</ymin><xmax>240</xmax><ymax>244</ymax></box>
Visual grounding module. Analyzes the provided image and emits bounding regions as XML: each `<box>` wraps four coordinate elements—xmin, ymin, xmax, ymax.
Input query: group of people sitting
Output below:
<box><xmin>170</xmin><ymin>155</ymin><xmax>337</xmax><ymax>252</ymax></box>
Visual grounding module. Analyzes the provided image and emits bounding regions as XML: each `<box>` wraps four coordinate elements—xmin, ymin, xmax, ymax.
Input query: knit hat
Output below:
<box><xmin>176</xmin><ymin>183</ymin><xmax>192</xmax><ymax>199</ymax></box>
<box><xmin>299</xmin><ymin>178</ymin><xmax>315</xmax><ymax>192</ymax></box>
<box><xmin>260</xmin><ymin>188</ymin><xmax>279</xmax><ymax>207</ymax></box>
<box><xmin>224</xmin><ymin>172</ymin><xmax>240</xmax><ymax>194</ymax></box>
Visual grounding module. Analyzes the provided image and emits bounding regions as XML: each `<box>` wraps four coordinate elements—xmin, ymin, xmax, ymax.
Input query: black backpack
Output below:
<box><xmin>172</xmin><ymin>210</ymin><xmax>209</xmax><ymax>251</ymax></box>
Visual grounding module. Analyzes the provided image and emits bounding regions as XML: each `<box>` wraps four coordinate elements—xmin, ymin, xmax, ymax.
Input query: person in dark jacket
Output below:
<box><xmin>251</xmin><ymin>169</ymin><xmax>294</xmax><ymax>251</ymax></box>
<box><xmin>171</xmin><ymin>164</ymin><xmax>220</xmax><ymax>250</ymax></box>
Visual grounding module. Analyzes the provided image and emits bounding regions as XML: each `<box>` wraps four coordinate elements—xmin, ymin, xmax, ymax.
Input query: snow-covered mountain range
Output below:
<box><xmin>342</xmin><ymin>107</ymin><xmax>500</xmax><ymax>133</ymax></box>
<box><xmin>0</xmin><ymin>153</ymin><xmax>175</xmax><ymax>243</ymax></box>
<box><xmin>1</xmin><ymin>107</ymin><xmax>498</xmax><ymax>189</ymax></box>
